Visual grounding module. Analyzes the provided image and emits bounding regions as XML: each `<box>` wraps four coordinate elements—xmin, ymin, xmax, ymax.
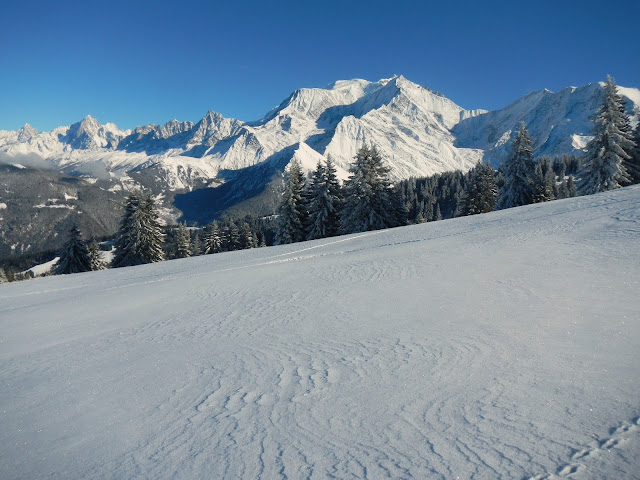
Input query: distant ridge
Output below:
<box><xmin>1</xmin><ymin>75</ymin><xmax>637</xmax><ymax>193</ymax></box>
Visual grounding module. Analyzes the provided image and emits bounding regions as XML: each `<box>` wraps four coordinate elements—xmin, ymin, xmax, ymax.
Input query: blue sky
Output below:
<box><xmin>1</xmin><ymin>0</ymin><xmax>638</xmax><ymax>132</ymax></box>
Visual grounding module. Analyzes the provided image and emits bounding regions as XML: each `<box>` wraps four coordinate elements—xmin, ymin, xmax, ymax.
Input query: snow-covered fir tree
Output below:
<box><xmin>461</xmin><ymin>161</ymin><xmax>497</xmax><ymax>215</ymax></box>
<box><xmin>225</xmin><ymin>221</ymin><xmax>241</xmax><ymax>251</ymax></box>
<box><xmin>0</xmin><ymin>267</ymin><xmax>9</xmax><ymax>283</ymax></box>
<box><xmin>497</xmin><ymin>123</ymin><xmax>536</xmax><ymax>209</ymax></box>
<box><xmin>340</xmin><ymin>145</ymin><xmax>405</xmax><ymax>234</ymax></box>
<box><xmin>624</xmin><ymin>121</ymin><xmax>640</xmax><ymax>184</ymax></box>
<box><xmin>434</xmin><ymin>203</ymin><xmax>442</xmax><ymax>221</ymax></box>
<box><xmin>306</xmin><ymin>156</ymin><xmax>342</xmax><ymax>240</ymax></box>
<box><xmin>55</xmin><ymin>225</ymin><xmax>92</xmax><ymax>275</ymax></box>
<box><xmin>112</xmin><ymin>193</ymin><xmax>165</xmax><ymax>268</ymax></box>
<box><xmin>203</xmin><ymin>221</ymin><xmax>222</xmax><ymax>254</ymax></box>
<box><xmin>579</xmin><ymin>75</ymin><xmax>635</xmax><ymax>194</ymax></box>
<box><xmin>136</xmin><ymin>195</ymin><xmax>165</xmax><ymax>264</ymax></box>
<box><xmin>257</xmin><ymin>232</ymin><xmax>267</xmax><ymax>248</ymax></box>
<box><xmin>112</xmin><ymin>192</ymin><xmax>141</xmax><ymax>267</ymax></box>
<box><xmin>240</xmin><ymin>223</ymin><xmax>256</xmax><ymax>249</ymax></box>
<box><xmin>276</xmin><ymin>159</ymin><xmax>307</xmax><ymax>244</ymax></box>
<box><xmin>533</xmin><ymin>156</ymin><xmax>556</xmax><ymax>203</ymax></box>
<box><xmin>87</xmin><ymin>240</ymin><xmax>105</xmax><ymax>270</ymax></box>
<box><xmin>176</xmin><ymin>224</ymin><xmax>192</xmax><ymax>258</ymax></box>
<box><xmin>191</xmin><ymin>231</ymin><xmax>203</xmax><ymax>256</ymax></box>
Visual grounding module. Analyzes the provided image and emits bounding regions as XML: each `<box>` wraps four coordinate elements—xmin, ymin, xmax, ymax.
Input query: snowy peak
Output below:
<box><xmin>159</xmin><ymin>119</ymin><xmax>195</xmax><ymax>139</ymax></box>
<box><xmin>0</xmin><ymin>75</ymin><xmax>638</xmax><ymax>198</ymax></box>
<box><xmin>17</xmin><ymin>123</ymin><xmax>38</xmax><ymax>142</ymax></box>
<box><xmin>187</xmin><ymin>111</ymin><xmax>244</xmax><ymax>149</ymax></box>
<box><xmin>451</xmin><ymin>81</ymin><xmax>639</xmax><ymax>165</ymax></box>
<box><xmin>60</xmin><ymin>115</ymin><xmax>128</xmax><ymax>150</ymax></box>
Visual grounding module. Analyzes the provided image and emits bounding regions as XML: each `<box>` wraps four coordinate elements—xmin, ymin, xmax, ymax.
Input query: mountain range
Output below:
<box><xmin>0</xmin><ymin>75</ymin><xmax>639</xmax><ymax>259</ymax></box>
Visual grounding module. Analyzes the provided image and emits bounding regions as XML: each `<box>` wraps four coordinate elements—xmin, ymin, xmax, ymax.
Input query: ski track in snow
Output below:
<box><xmin>1</xmin><ymin>187</ymin><xmax>640</xmax><ymax>479</ymax></box>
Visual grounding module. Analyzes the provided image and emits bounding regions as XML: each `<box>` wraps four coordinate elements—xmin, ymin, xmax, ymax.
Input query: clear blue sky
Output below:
<box><xmin>1</xmin><ymin>0</ymin><xmax>638</xmax><ymax>132</ymax></box>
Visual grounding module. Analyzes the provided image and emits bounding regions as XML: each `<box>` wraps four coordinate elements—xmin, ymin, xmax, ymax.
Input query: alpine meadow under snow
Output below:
<box><xmin>1</xmin><ymin>185</ymin><xmax>640</xmax><ymax>479</ymax></box>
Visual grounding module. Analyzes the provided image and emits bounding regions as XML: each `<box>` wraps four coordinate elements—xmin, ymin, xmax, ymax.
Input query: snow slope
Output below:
<box><xmin>1</xmin><ymin>186</ymin><xmax>640</xmax><ymax>479</ymax></box>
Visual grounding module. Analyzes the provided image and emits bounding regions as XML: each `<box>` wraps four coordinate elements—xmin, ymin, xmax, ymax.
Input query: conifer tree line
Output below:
<box><xmin>166</xmin><ymin>217</ymin><xmax>268</xmax><ymax>258</ymax></box>
<box><xmin>45</xmin><ymin>193</ymin><xmax>271</xmax><ymax>276</ymax></box>
<box><xmin>4</xmin><ymin>76</ymin><xmax>637</xmax><ymax>281</ymax></box>
<box><xmin>275</xmin><ymin>147</ymin><xmax>406</xmax><ymax>244</ymax></box>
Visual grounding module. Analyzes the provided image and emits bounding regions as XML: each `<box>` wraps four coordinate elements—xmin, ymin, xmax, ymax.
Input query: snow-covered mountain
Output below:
<box><xmin>1</xmin><ymin>75</ymin><xmax>639</xmax><ymax>256</ymax></box>
<box><xmin>453</xmin><ymin>83</ymin><xmax>640</xmax><ymax>164</ymax></box>
<box><xmin>2</xmin><ymin>75</ymin><xmax>637</xmax><ymax>192</ymax></box>
<box><xmin>2</xmin><ymin>186</ymin><xmax>639</xmax><ymax>479</ymax></box>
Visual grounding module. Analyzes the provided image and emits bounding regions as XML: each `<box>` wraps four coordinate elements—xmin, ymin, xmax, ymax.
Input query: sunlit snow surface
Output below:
<box><xmin>2</xmin><ymin>187</ymin><xmax>640</xmax><ymax>479</ymax></box>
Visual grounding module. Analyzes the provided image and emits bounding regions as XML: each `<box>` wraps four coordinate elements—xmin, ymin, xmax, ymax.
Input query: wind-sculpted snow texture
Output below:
<box><xmin>1</xmin><ymin>186</ymin><xmax>640</xmax><ymax>479</ymax></box>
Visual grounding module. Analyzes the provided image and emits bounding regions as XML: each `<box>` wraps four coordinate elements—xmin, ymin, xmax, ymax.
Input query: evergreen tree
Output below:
<box><xmin>240</xmin><ymin>222</ymin><xmax>255</xmax><ymax>249</ymax></box>
<box><xmin>306</xmin><ymin>156</ymin><xmax>343</xmax><ymax>240</ymax></box>
<box><xmin>87</xmin><ymin>240</ymin><xmax>106</xmax><ymax>270</ymax></box>
<box><xmin>226</xmin><ymin>221</ymin><xmax>241</xmax><ymax>251</ymax></box>
<box><xmin>462</xmin><ymin>161</ymin><xmax>498</xmax><ymax>215</ymax></box>
<box><xmin>258</xmin><ymin>232</ymin><xmax>267</xmax><ymax>247</ymax></box>
<box><xmin>203</xmin><ymin>221</ymin><xmax>222</xmax><ymax>254</ymax></box>
<box><xmin>55</xmin><ymin>225</ymin><xmax>92</xmax><ymax>275</ymax></box>
<box><xmin>112</xmin><ymin>192</ymin><xmax>142</xmax><ymax>267</ymax></box>
<box><xmin>341</xmin><ymin>145</ymin><xmax>405</xmax><ymax>233</ymax></box>
<box><xmin>533</xmin><ymin>156</ymin><xmax>556</xmax><ymax>203</ymax></box>
<box><xmin>176</xmin><ymin>224</ymin><xmax>192</xmax><ymax>258</ymax></box>
<box><xmin>566</xmin><ymin>176</ymin><xmax>577</xmax><ymax>197</ymax></box>
<box><xmin>433</xmin><ymin>203</ymin><xmax>442</xmax><ymax>221</ymax></box>
<box><xmin>112</xmin><ymin>193</ymin><xmax>165</xmax><ymax>268</ymax></box>
<box><xmin>624</xmin><ymin>121</ymin><xmax>640</xmax><ymax>184</ymax></box>
<box><xmin>276</xmin><ymin>159</ymin><xmax>307</xmax><ymax>244</ymax></box>
<box><xmin>0</xmin><ymin>268</ymin><xmax>8</xmax><ymax>283</ymax></box>
<box><xmin>579</xmin><ymin>75</ymin><xmax>635</xmax><ymax>194</ymax></box>
<box><xmin>137</xmin><ymin>195</ymin><xmax>165</xmax><ymax>263</ymax></box>
<box><xmin>191</xmin><ymin>231</ymin><xmax>203</xmax><ymax>256</ymax></box>
<box><xmin>497</xmin><ymin>123</ymin><xmax>536</xmax><ymax>209</ymax></box>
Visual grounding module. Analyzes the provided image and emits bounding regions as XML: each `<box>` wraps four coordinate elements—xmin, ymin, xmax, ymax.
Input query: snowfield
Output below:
<box><xmin>1</xmin><ymin>187</ymin><xmax>640</xmax><ymax>479</ymax></box>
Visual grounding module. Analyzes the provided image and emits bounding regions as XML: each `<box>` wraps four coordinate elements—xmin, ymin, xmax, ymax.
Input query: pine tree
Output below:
<box><xmin>137</xmin><ymin>195</ymin><xmax>165</xmax><ymax>263</ymax></box>
<box><xmin>55</xmin><ymin>225</ymin><xmax>92</xmax><ymax>274</ymax></box>
<box><xmin>579</xmin><ymin>75</ymin><xmax>635</xmax><ymax>194</ymax></box>
<box><xmin>340</xmin><ymin>145</ymin><xmax>404</xmax><ymax>234</ymax></box>
<box><xmin>306</xmin><ymin>156</ymin><xmax>343</xmax><ymax>240</ymax></box>
<box><xmin>462</xmin><ymin>161</ymin><xmax>498</xmax><ymax>215</ymax></box>
<box><xmin>191</xmin><ymin>231</ymin><xmax>203</xmax><ymax>256</ymax></box>
<box><xmin>258</xmin><ymin>232</ymin><xmax>267</xmax><ymax>247</ymax></box>
<box><xmin>87</xmin><ymin>241</ymin><xmax>106</xmax><ymax>270</ymax></box>
<box><xmin>533</xmin><ymin>156</ymin><xmax>556</xmax><ymax>203</ymax></box>
<box><xmin>497</xmin><ymin>123</ymin><xmax>536</xmax><ymax>209</ymax></box>
<box><xmin>624</xmin><ymin>121</ymin><xmax>640</xmax><ymax>184</ymax></box>
<box><xmin>226</xmin><ymin>221</ymin><xmax>241</xmax><ymax>251</ymax></box>
<box><xmin>566</xmin><ymin>176</ymin><xmax>577</xmax><ymax>197</ymax></box>
<box><xmin>240</xmin><ymin>222</ymin><xmax>255</xmax><ymax>249</ymax></box>
<box><xmin>176</xmin><ymin>224</ymin><xmax>192</xmax><ymax>258</ymax></box>
<box><xmin>276</xmin><ymin>159</ymin><xmax>307</xmax><ymax>244</ymax></box>
<box><xmin>112</xmin><ymin>193</ymin><xmax>165</xmax><ymax>268</ymax></box>
<box><xmin>203</xmin><ymin>221</ymin><xmax>222</xmax><ymax>254</ymax></box>
<box><xmin>112</xmin><ymin>192</ymin><xmax>142</xmax><ymax>267</ymax></box>
<box><xmin>433</xmin><ymin>203</ymin><xmax>442</xmax><ymax>221</ymax></box>
<box><xmin>0</xmin><ymin>267</ymin><xmax>9</xmax><ymax>283</ymax></box>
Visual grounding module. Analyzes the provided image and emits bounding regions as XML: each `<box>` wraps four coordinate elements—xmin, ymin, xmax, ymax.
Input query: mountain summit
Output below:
<box><xmin>1</xmin><ymin>76</ymin><xmax>638</xmax><ymax>191</ymax></box>
<box><xmin>1</xmin><ymin>75</ymin><xmax>638</xmax><ymax>259</ymax></box>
